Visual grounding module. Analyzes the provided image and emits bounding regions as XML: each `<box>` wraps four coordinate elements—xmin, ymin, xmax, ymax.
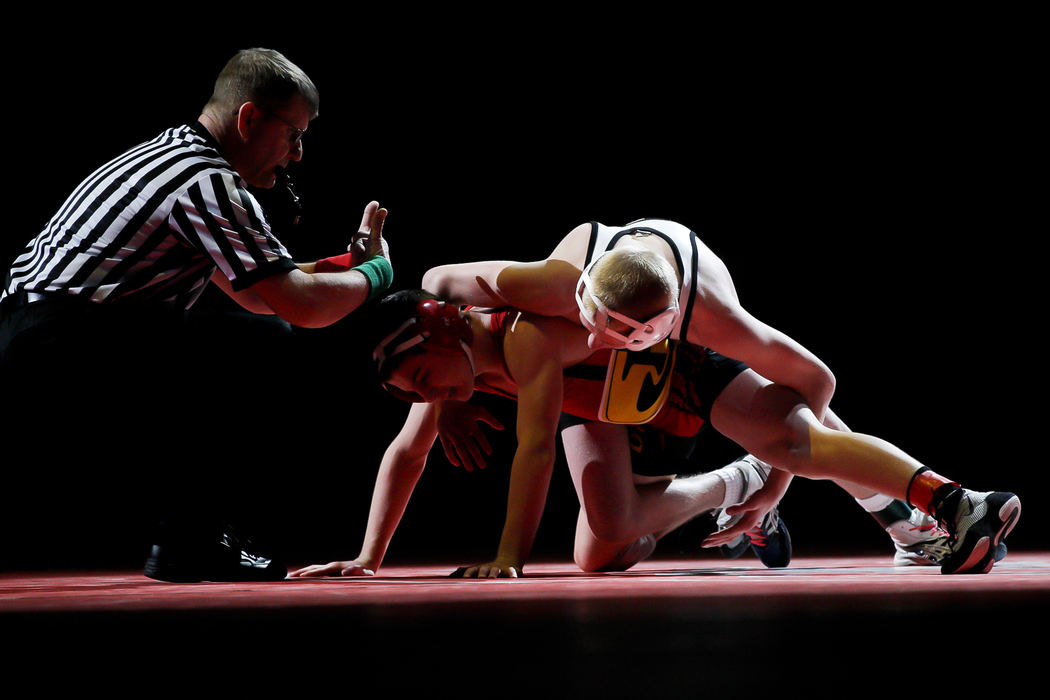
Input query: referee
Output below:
<box><xmin>0</xmin><ymin>48</ymin><xmax>392</xmax><ymax>582</ymax></box>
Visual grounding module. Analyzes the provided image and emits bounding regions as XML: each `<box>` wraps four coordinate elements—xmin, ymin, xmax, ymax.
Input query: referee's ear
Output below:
<box><xmin>234</xmin><ymin>102</ymin><xmax>261</xmax><ymax>141</ymax></box>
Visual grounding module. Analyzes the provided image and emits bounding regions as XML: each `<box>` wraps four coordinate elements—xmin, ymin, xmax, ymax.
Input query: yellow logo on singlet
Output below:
<box><xmin>598</xmin><ymin>339</ymin><xmax>678</xmax><ymax>424</ymax></box>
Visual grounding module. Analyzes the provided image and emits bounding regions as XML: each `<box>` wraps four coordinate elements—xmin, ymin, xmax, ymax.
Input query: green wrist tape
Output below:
<box><xmin>353</xmin><ymin>256</ymin><xmax>394</xmax><ymax>300</ymax></box>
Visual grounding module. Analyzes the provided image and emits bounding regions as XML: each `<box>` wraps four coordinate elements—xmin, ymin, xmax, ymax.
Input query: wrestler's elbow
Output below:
<box><xmin>420</xmin><ymin>266</ymin><xmax>446</xmax><ymax>295</ymax></box>
<box><xmin>515</xmin><ymin>438</ymin><xmax>557</xmax><ymax>471</ymax></box>
<box><xmin>385</xmin><ymin>446</ymin><xmax>430</xmax><ymax>476</ymax></box>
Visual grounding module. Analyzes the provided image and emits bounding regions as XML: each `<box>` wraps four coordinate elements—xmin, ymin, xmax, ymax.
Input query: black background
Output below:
<box><xmin>2</xmin><ymin>14</ymin><xmax>1043</xmax><ymax>571</ymax></box>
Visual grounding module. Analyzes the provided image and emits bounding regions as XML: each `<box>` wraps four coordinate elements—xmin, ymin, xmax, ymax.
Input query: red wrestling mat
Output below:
<box><xmin>3</xmin><ymin>553</ymin><xmax>1049</xmax><ymax>613</ymax></box>
<box><xmin>6</xmin><ymin>554</ymin><xmax>1047</xmax><ymax>694</ymax></box>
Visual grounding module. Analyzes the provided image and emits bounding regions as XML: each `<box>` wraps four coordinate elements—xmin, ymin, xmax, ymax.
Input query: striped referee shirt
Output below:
<box><xmin>2</xmin><ymin>122</ymin><xmax>297</xmax><ymax>309</ymax></box>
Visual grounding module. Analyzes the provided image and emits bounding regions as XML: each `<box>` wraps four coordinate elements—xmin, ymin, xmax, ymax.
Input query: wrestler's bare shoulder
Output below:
<box><xmin>502</xmin><ymin>309</ymin><xmax>593</xmax><ymax>367</ymax></box>
<box><xmin>547</xmin><ymin>223</ymin><xmax>592</xmax><ymax>266</ymax></box>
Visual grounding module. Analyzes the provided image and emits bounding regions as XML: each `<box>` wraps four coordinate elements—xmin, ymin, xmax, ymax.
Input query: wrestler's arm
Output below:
<box><xmin>422</xmin><ymin>260</ymin><xmax>520</xmax><ymax>306</ymax></box>
<box><xmin>290</xmin><ymin>402</ymin><xmax>439</xmax><ymax>577</ymax></box>
<box><xmin>455</xmin><ymin>319</ymin><xmax>565</xmax><ymax>578</ymax></box>
<box><xmin>421</xmin><ymin>223</ymin><xmax>590</xmax><ymax>319</ymax></box>
<box><xmin>436</xmin><ymin>399</ymin><xmax>506</xmax><ymax>471</ymax></box>
<box><xmin>701</xmin><ymin>468</ymin><xmax>795</xmax><ymax>548</ymax></box>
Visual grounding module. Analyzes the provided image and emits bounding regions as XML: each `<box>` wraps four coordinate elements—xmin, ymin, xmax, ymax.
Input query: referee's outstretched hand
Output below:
<box><xmin>349</xmin><ymin>200</ymin><xmax>389</xmax><ymax>266</ymax></box>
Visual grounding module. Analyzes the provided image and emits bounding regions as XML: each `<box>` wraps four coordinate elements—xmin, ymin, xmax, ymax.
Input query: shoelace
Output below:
<box><xmin>904</xmin><ymin>522</ymin><xmax>954</xmax><ymax>559</ymax></box>
<box><xmin>745</xmin><ymin>509</ymin><xmax>781</xmax><ymax>548</ymax></box>
<box><xmin>910</xmin><ymin>521</ymin><xmax>948</xmax><ymax>538</ymax></box>
<box><xmin>921</xmin><ymin>516</ymin><xmax>958</xmax><ymax>544</ymax></box>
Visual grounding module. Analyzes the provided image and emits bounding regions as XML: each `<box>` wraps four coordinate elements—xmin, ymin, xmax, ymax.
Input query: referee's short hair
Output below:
<box><xmin>206</xmin><ymin>48</ymin><xmax>319</xmax><ymax>118</ymax></box>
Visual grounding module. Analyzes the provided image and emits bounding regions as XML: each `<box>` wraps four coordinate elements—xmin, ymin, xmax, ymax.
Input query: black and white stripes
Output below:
<box><xmin>3</xmin><ymin>123</ymin><xmax>296</xmax><ymax>309</ymax></box>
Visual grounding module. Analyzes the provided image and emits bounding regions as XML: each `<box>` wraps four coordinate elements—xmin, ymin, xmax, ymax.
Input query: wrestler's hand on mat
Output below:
<box><xmin>700</xmin><ymin>474</ymin><xmax>791</xmax><ymax>549</ymax></box>
<box><xmin>436</xmin><ymin>401</ymin><xmax>505</xmax><ymax>472</ymax></box>
<box><xmin>349</xmin><ymin>200</ymin><xmax>390</xmax><ymax>266</ymax></box>
<box><xmin>288</xmin><ymin>559</ymin><xmax>376</xmax><ymax>578</ymax></box>
<box><xmin>449</xmin><ymin>560</ymin><xmax>521</xmax><ymax>578</ymax></box>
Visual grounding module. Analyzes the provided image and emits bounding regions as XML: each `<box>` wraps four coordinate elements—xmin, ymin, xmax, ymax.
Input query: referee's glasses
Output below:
<box><xmin>255</xmin><ymin>106</ymin><xmax>306</xmax><ymax>146</ymax></box>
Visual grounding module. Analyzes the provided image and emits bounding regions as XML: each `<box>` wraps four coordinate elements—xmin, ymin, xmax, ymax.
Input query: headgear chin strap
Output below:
<box><xmin>373</xmin><ymin>299</ymin><xmax>475</xmax><ymax>401</ymax></box>
<box><xmin>575</xmin><ymin>255</ymin><xmax>679</xmax><ymax>350</ymax></box>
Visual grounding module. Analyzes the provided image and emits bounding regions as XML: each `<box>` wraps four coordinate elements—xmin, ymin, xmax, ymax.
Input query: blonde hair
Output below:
<box><xmin>585</xmin><ymin>247</ymin><xmax>677</xmax><ymax>317</ymax></box>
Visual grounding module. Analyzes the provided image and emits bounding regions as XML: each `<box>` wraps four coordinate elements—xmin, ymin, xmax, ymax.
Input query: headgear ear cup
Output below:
<box><xmin>412</xmin><ymin>299</ymin><xmax>473</xmax><ymax>351</ymax></box>
<box><xmin>373</xmin><ymin>300</ymin><xmax>475</xmax><ymax>392</ymax></box>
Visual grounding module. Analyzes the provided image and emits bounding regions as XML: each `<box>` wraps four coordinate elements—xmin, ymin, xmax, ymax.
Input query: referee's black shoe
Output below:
<box><xmin>144</xmin><ymin>525</ymin><xmax>287</xmax><ymax>583</ymax></box>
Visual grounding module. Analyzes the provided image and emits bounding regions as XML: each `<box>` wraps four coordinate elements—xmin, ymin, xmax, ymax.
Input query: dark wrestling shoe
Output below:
<box><xmin>939</xmin><ymin>490</ymin><xmax>1020</xmax><ymax>575</ymax></box>
<box><xmin>718</xmin><ymin>532</ymin><xmax>751</xmax><ymax>560</ymax></box>
<box><xmin>716</xmin><ymin>506</ymin><xmax>791</xmax><ymax>568</ymax></box>
<box><xmin>892</xmin><ymin>508</ymin><xmax>1009</xmax><ymax>566</ymax></box>
<box><xmin>715</xmin><ymin>508</ymin><xmax>750</xmax><ymax>559</ymax></box>
<box><xmin>745</xmin><ymin>507</ymin><xmax>791</xmax><ymax>568</ymax></box>
<box><xmin>714</xmin><ymin>455</ymin><xmax>774</xmax><ymax>560</ymax></box>
<box><xmin>144</xmin><ymin>526</ymin><xmax>287</xmax><ymax>583</ymax></box>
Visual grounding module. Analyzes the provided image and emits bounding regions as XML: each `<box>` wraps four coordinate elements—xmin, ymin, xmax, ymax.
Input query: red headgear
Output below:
<box><xmin>373</xmin><ymin>299</ymin><xmax>475</xmax><ymax>398</ymax></box>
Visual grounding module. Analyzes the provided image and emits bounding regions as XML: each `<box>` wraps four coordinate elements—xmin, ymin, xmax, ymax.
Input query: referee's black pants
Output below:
<box><xmin>0</xmin><ymin>292</ymin><xmax>297</xmax><ymax>568</ymax></box>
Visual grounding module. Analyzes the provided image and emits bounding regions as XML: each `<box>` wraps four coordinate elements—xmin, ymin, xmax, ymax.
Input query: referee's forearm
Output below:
<box><xmin>251</xmin><ymin>268</ymin><xmax>372</xmax><ymax>328</ymax></box>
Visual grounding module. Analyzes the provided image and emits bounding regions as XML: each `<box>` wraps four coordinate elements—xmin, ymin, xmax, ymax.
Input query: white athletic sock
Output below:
<box><xmin>713</xmin><ymin>456</ymin><xmax>770</xmax><ymax>509</ymax></box>
<box><xmin>855</xmin><ymin>494</ymin><xmax>917</xmax><ymax>536</ymax></box>
<box><xmin>855</xmin><ymin>493</ymin><xmax>895</xmax><ymax>512</ymax></box>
